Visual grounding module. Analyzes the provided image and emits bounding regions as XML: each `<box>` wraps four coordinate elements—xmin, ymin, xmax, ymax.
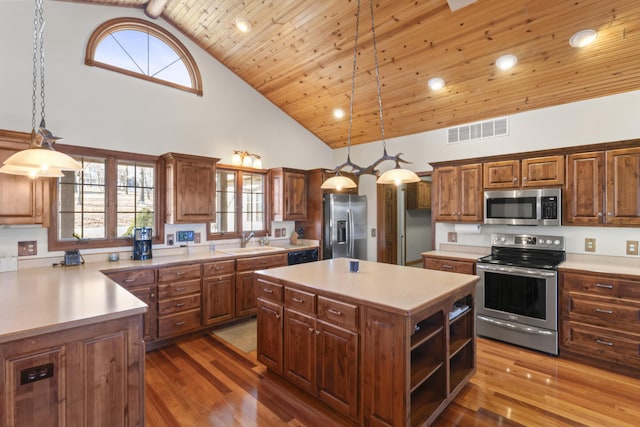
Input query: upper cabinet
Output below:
<box><xmin>163</xmin><ymin>152</ymin><xmax>219</xmax><ymax>224</ymax></box>
<box><xmin>433</xmin><ymin>164</ymin><xmax>482</xmax><ymax>222</ymax></box>
<box><xmin>406</xmin><ymin>180</ymin><xmax>431</xmax><ymax>210</ymax></box>
<box><xmin>483</xmin><ymin>155</ymin><xmax>564</xmax><ymax>189</ymax></box>
<box><xmin>566</xmin><ymin>148</ymin><xmax>640</xmax><ymax>226</ymax></box>
<box><xmin>270</xmin><ymin>168</ymin><xmax>307</xmax><ymax>221</ymax></box>
<box><xmin>0</xmin><ymin>130</ymin><xmax>50</xmax><ymax>226</ymax></box>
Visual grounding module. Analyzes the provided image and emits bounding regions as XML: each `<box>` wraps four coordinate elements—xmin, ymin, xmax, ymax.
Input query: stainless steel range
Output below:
<box><xmin>476</xmin><ymin>233</ymin><xmax>565</xmax><ymax>355</ymax></box>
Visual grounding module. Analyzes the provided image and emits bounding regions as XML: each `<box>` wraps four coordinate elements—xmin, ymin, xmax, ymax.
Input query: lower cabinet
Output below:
<box><xmin>0</xmin><ymin>315</ymin><xmax>144</xmax><ymax>427</ymax></box>
<box><xmin>422</xmin><ymin>255</ymin><xmax>476</xmax><ymax>275</ymax></box>
<box><xmin>157</xmin><ymin>264</ymin><xmax>202</xmax><ymax>339</ymax></box>
<box><xmin>236</xmin><ymin>253</ymin><xmax>288</xmax><ymax>317</ymax></box>
<box><xmin>560</xmin><ymin>270</ymin><xmax>640</xmax><ymax>377</ymax></box>
<box><xmin>202</xmin><ymin>260</ymin><xmax>236</xmax><ymax>326</ymax></box>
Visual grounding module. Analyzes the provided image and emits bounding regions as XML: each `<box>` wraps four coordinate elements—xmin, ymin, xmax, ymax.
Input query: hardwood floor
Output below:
<box><xmin>145</xmin><ymin>334</ymin><xmax>640</xmax><ymax>426</ymax></box>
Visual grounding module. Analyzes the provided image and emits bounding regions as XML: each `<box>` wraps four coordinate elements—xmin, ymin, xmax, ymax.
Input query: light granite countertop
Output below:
<box><xmin>559</xmin><ymin>253</ymin><xmax>640</xmax><ymax>276</ymax></box>
<box><xmin>421</xmin><ymin>244</ymin><xmax>490</xmax><ymax>262</ymax></box>
<box><xmin>256</xmin><ymin>258</ymin><xmax>479</xmax><ymax>315</ymax></box>
<box><xmin>0</xmin><ymin>241</ymin><xmax>319</xmax><ymax>344</ymax></box>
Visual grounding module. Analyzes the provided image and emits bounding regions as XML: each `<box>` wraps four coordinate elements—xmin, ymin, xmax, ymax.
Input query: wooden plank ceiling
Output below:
<box><xmin>60</xmin><ymin>0</ymin><xmax>640</xmax><ymax>149</ymax></box>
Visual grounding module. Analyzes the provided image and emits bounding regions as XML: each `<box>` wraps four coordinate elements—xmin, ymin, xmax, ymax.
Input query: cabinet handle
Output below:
<box><xmin>175</xmin><ymin>321</ymin><xmax>186</xmax><ymax>326</ymax></box>
<box><xmin>512</xmin><ymin>177</ymin><xmax>517</xmax><ymax>182</ymax></box>
<box><xmin>124</xmin><ymin>278</ymin><xmax>136</xmax><ymax>283</ymax></box>
<box><xmin>308</xmin><ymin>327</ymin><xmax>314</xmax><ymax>333</ymax></box>
<box><xmin>176</xmin><ymin>271</ymin><xmax>186</xmax><ymax>275</ymax></box>
<box><xmin>607</xmin><ymin>212</ymin><xmax>613</xmax><ymax>217</ymax></box>
<box><xmin>292</xmin><ymin>297</ymin><xmax>304</xmax><ymax>303</ymax></box>
<box><xmin>441</xmin><ymin>264</ymin><xmax>453</xmax><ymax>269</ymax></box>
<box><xmin>215</xmin><ymin>265</ymin><xmax>223</xmax><ymax>270</ymax></box>
<box><xmin>597</xmin><ymin>212</ymin><xmax>603</xmax><ymax>217</ymax></box>
<box><xmin>275</xmin><ymin>314</ymin><xmax>281</xmax><ymax>319</ymax></box>
<box><xmin>596</xmin><ymin>283</ymin><xmax>614</xmax><ymax>289</ymax></box>
<box><xmin>263</xmin><ymin>288</ymin><xmax>273</xmax><ymax>294</ymax></box>
<box><xmin>315</xmin><ymin>330</ymin><xmax>321</xmax><ymax>335</ymax></box>
<box><xmin>175</xmin><ymin>302</ymin><xmax>186</xmax><ymax>307</ymax></box>
<box><xmin>595</xmin><ymin>339</ymin><xmax>613</xmax><ymax>346</ymax></box>
<box><xmin>595</xmin><ymin>308</ymin><xmax>613</xmax><ymax>314</ymax></box>
<box><xmin>522</xmin><ymin>177</ymin><xmax>527</xmax><ymax>181</ymax></box>
<box><xmin>175</xmin><ymin>287</ymin><xmax>185</xmax><ymax>292</ymax></box>
<box><xmin>327</xmin><ymin>308</ymin><xmax>343</xmax><ymax>316</ymax></box>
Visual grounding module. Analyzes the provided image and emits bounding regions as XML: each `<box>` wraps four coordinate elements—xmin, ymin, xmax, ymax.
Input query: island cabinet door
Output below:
<box><xmin>315</xmin><ymin>320</ymin><xmax>359</xmax><ymax>420</ymax></box>
<box><xmin>284</xmin><ymin>309</ymin><xmax>316</xmax><ymax>394</ymax></box>
<box><xmin>257</xmin><ymin>298</ymin><xmax>283</xmax><ymax>373</ymax></box>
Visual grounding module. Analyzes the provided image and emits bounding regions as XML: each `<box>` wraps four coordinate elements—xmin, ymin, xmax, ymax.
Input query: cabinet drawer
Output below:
<box><xmin>203</xmin><ymin>260</ymin><xmax>235</xmax><ymax>277</ymax></box>
<box><xmin>562</xmin><ymin>320</ymin><xmax>640</xmax><ymax>368</ymax></box>
<box><xmin>158</xmin><ymin>309</ymin><xmax>201</xmax><ymax>338</ymax></box>
<box><xmin>106</xmin><ymin>269</ymin><xmax>155</xmax><ymax>287</ymax></box>
<box><xmin>318</xmin><ymin>296</ymin><xmax>358</xmax><ymax>331</ymax></box>
<box><xmin>158</xmin><ymin>264</ymin><xmax>201</xmax><ymax>282</ymax></box>
<box><xmin>158</xmin><ymin>278</ymin><xmax>201</xmax><ymax>299</ymax></box>
<box><xmin>423</xmin><ymin>258</ymin><xmax>475</xmax><ymax>275</ymax></box>
<box><xmin>563</xmin><ymin>272</ymin><xmax>640</xmax><ymax>300</ymax></box>
<box><xmin>158</xmin><ymin>294</ymin><xmax>201</xmax><ymax>316</ymax></box>
<box><xmin>256</xmin><ymin>277</ymin><xmax>283</xmax><ymax>303</ymax></box>
<box><xmin>236</xmin><ymin>253</ymin><xmax>287</xmax><ymax>272</ymax></box>
<box><xmin>285</xmin><ymin>288</ymin><xmax>316</xmax><ymax>315</ymax></box>
<box><xmin>566</xmin><ymin>294</ymin><xmax>640</xmax><ymax>328</ymax></box>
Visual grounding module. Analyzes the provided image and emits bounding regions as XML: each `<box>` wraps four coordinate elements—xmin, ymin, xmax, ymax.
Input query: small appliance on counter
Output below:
<box><xmin>133</xmin><ymin>227</ymin><xmax>152</xmax><ymax>260</ymax></box>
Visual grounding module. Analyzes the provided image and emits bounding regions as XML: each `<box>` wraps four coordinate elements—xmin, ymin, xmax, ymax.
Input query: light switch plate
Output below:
<box><xmin>585</xmin><ymin>238</ymin><xmax>596</xmax><ymax>252</ymax></box>
<box><xmin>626</xmin><ymin>240</ymin><xmax>638</xmax><ymax>256</ymax></box>
<box><xmin>448</xmin><ymin>232</ymin><xmax>458</xmax><ymax>243</ymax></box>
<box><xmin>18</xmin><ymin>241</ymin><xmax>37</xmax><ymax>256</ymax></box>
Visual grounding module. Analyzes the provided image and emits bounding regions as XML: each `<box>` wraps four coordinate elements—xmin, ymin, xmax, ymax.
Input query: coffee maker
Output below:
<box><xmin>133</xmin><ymin>227</ymin><xmax>152</xmax><ymax>260</ymax></box>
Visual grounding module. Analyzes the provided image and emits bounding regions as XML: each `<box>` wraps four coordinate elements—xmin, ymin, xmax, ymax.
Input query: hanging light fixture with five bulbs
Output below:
<box><xmin>321</xmin><ymin>0</ymin><xmax>420</xmax><ymax>190</ymax></box>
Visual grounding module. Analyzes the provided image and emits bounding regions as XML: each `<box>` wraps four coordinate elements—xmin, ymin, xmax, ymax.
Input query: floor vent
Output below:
<box><xmin>447</xmin><ymin>117</ymin><xmax>508</xmax><ymax>144</ymax></box>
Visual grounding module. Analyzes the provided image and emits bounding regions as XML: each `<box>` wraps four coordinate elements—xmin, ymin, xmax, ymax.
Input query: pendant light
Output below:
<box><xmin>0</xmin><ymin>0</ymin><xmax>82</xmax><ymax>179</ymax></box>
<box><xmin>321</xmin><ymin>0</ymin><xmax>420</xmax><ymax>189</ymax></box>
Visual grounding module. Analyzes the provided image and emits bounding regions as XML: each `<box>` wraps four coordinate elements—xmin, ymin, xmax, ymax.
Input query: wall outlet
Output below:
<box><xmin>167</xmin><ymin>234</ymin><xmax>174</xmax><ymax>245</ymax></box>
<box><xmin>274</xmin><ymin>228</ymin><xmax>282</xmax><ymax>238</ymax></box>
<box><xmin>194</xmin><ymin>232</ymin><xmax>201</xmax><ymax>243</ymax></box>
<box><xmin>448</xmin><ymin>232</ymin><xmax>458</xmax><ymax>243</ymax></box>
<box><xmin>585</xmin><ymin>238</ymin><xmax>596</xmax><ymax>252</ymax></box>
<box><xmin>626</xmin><ymin>240</ymin><xmax>638</xmax><ymax>256</ymax></box>
<box><xmin>371</xmin><ymin>228</ymin><xmax>376</xmax><ymax>237</ymax></box>
<box><xmin>18</xmin><ymin>241</ymin><xmax>37</xmax><ymax>256</ymax></box>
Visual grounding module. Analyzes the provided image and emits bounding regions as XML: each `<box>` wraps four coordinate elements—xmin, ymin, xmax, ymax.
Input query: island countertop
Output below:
<box><xmin>255</xmin><ymin>258</ymin><xmax>479</xmax><ymax>315</ymax></box>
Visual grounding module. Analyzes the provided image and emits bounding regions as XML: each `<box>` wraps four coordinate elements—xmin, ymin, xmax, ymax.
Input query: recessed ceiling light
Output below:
<box><xmin>569</xmin><ymin>29</ymin><xmax>597</xmax><ymax>48</ymax></box>
<box><xmin>428</xmin><ymin>77</ymin><xmax>445</xmax><ymax>91</ymax></box>
<box><xmin>235</xmin><ymin>17</ymin><xmax>251</xmax><ymax>33</ymax></box>
<box><xmin>333</xmin><ymin>108</ymin><xmax>345</xmax><ymax>119</ymax></box>
<box><xmin>496</xmin><ymin>54</ymin><xmax>518</xmax><ymax>70</ymax></box>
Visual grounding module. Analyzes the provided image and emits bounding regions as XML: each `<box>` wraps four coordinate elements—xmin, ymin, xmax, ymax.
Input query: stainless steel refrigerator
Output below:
<box><xmin>323</xmin><ymin>193</ymin><xmax>367</xmax><ymax>260</ymax></box>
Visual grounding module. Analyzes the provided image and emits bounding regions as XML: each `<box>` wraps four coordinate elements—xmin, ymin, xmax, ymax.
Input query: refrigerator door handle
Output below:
<box><xmin>348</xmin><ymin>208</ymin><xmax>354</xmax><ymax>257</ymax></box>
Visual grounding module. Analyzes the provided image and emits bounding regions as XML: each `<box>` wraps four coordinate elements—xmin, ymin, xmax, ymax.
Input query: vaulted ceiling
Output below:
<box><xmin>60</xmin><ymin>0</ymin><xmax>640</xmax><ymax>149</ymax></box>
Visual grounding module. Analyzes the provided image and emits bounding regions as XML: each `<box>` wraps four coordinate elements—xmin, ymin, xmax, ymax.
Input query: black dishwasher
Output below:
<box><xmin>287</xmin><ymin>248</ymin><xmax>319</xmax><ymax>265</ymax></box>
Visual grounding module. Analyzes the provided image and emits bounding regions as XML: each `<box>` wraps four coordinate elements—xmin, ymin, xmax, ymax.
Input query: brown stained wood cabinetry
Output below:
<box><xmin>483</xmin><ymin>156</ymin><xmax>564</xmax><ymax>189</ymax></box>
<box><xmin>163</xmin><ymin>152</ymin><xmax>219</xmax><ymax>224</ymax></box>
<box><xmin>270</xmin><ymin>168</ymin><xmax>307</xmax><ymax>221</ymax></box>
<box><xmin>0</xmin><ymin>315</ymin><xmax>144</xmax><ymax>426</ymax></box>
<box><xmin>236</xmin><ymin>253</ymin><xmax>288</xmax><ymax>317</ymax></box>
<box><xmin>202</xmin><ymin>260</ymin><xmax>236</xmax><ymax>326</ymax></box>
<box><xmin>105</xmin><ymin>269</ymin><xmax>157</xmax><ymax>343</ymax></box>
<box><xmin>566</xmin><ymin>148</ymin><xmax>640</xmax><ymax>226</ymax></box>
<box><xmin>256</xmin><ymin>277</ymin><xmax>284</xmax><ymax>373</ymax></box>
<box><xmin>0</xmin><ymin>130</ymin><xmax>50</xmax><ymax>226</ymax></box>
<box><xmin>432</xmin><ymin>163</ymin><xmax>483</xmax><ymax>222</ymax></box>
<box><xmin>422</xmin><ymin>255</ymin><xmax>476</xmax><ymax>275</ymax></box>
<box><xmin>157</xmin><ymin>264</ymin><xmax>202</xmax><ymax>338</ymax></box>
<box><xmin>560</xmin><ymin>270</ymin><xmax>640</xmax><ymax>377</ymax></box>
<box><xmin>407</xmin><ymin>180</ymin><xmax>431</xmax><ymax>210</ymax></box>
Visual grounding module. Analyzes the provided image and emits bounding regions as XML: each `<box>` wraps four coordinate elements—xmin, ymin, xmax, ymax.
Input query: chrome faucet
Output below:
<box><xmin>241</xmin><ymin>231</ymin><xmax>255</xmax><ymax>248</ymax></box>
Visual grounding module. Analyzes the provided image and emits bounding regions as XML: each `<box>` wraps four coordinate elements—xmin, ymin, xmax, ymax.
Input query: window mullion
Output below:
<box><xmin>106</xmin><ymin>156</ymin><xmax>118</xmax><ymax>240</ymax></box>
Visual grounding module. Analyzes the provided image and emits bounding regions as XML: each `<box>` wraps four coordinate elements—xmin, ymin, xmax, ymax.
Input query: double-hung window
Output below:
<box><xmin>209</xmin><ymin>167</ymin><xmax>267</xmax><ymax>240</ymax></box>
<box><xmin>48</xmin><ymin>146</ymin><xmax>162</xmax><ymax>250</ymax></box>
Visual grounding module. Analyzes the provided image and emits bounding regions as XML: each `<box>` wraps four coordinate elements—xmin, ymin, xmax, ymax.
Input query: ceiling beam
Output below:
<box><xmin>145</xmin><ymin>0</ymin><xmax>169</xmax><ymax>19</ymax></box>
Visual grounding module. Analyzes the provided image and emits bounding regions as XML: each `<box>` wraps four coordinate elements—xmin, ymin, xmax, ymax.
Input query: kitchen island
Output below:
<box><xmin>255</xmin><ymin>258</ymin><xmax>479</xmax><ymax>426</ymax></box>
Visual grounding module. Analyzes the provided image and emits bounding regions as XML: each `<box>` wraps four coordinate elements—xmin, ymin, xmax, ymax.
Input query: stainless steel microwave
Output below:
<box><xmin>484</xmin><ymin>188</ymin><xmax>561</xmax><ymax>226</ymax></box>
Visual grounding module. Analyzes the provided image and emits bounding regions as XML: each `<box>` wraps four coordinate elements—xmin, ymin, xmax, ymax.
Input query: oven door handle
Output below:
<box><xmin>476</xmin><ymin>263</ymin><xmax>556</xmax><ymax>278</ymax></box>
<box><xmin>477</xmin><ymin>315</ymin><xmax>555</xmax><ymax>336</ymax></box>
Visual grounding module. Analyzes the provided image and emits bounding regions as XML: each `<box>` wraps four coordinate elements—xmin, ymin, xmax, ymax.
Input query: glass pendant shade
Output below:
<box><xmin>0</xmin><ymin>163</ymin><xmax>65</xmax><ymax>178</ymax></box>
<box><xmin>376</xmin><ymin>167</ymin><xmax>421</xmax><ymax>186</ymax></box>
<box><xmin>321</xmin><ymin>174</ymin><xmax>357</xmax><ymax>191</ymax></box>
<box><xmin>252</xmin><ymin>156</ymin><xmax>262</xmax><ymax>169</ymax></box>
<box><xmin>3</xmin><ymin>146</ymin><xmax>82</xmax><ymax>173</ymax></box>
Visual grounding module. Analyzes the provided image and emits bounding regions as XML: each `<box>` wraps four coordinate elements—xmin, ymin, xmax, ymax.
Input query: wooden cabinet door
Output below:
<box><xmin>458</xmin><ymin>164</ymin><xmax>483</xmax><ymax>222</ymax></box>
<box><xmin>565</xmin><ymin>152</ymin><xmax>605</xmax><ymax>225</ymax></box>
<box><xmin>284</xmin><ymin>171</ymin><xmax>307</xmax><ymax>220</ymax></box>
<box><xmin>257</xmin><ymin>298</ymin><xmax>283</xmax><ymax>373</ymax></box>
<box><xmin>236</xmin><ymin>271</ymin><xmax>257</xmax><ymax>317</ymax></box>
<box><xmin>407</xmin><ymin>180</ymin><xmax>431</xmax><ymax>210</ymax></box>
<box><xmin>0</xmin><ymin>143</ymin><xmax>49</xmax><ymax>226</ymax></box>
<box><xmin>483</xmin><ymin>159</ymin><xmax>520</xmax><ymax>189</ymax></box>
<box><xmin>423</xmin><ymin>257</ymin><xmax>475</xmax><ymax>274</ymax></box>
<box><xmin>521</xmin><ymin>155</ymin><xmax>564</xmax><ymax>187</ymax></box>
<box><xmin>284</xmin><ymin>309</ymin><xmax>316</xmax><ymax>394</ymax></box>
<box><xmin>606</xmin><ymin>148</ymin><xmax>640</xmax><ymax>225</ymax></box>
<box><xmin>316</xmin><ymin>321</ymin><xmax>359</xmax><ymax>419</ymax></box>
<box><xmin>128</xmin><ymin>285</ymin><xmax>157</xmax><ymax>342</ymax></box>
<box><xmin>202</xmin><ymin>274</ymin><xmax>235</xmax><ymax>326</ymax></box>
<box><xmin>432</xmin><ymin>166</ymin><xmax>459</xmax><ymax>221</ymax></box>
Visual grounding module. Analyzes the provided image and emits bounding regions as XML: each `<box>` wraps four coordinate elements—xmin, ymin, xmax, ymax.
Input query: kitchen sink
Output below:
<box><xmin>218</xmin><ymin>246</ymin><xmax>283</xmax><ymax>255</ymax></box>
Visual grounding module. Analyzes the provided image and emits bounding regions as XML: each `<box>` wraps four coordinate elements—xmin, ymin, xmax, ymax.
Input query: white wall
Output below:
<box><xmin>335</xmin><ymin>90</ymin><xmax>640</xmax><ymax>259</ymax></box>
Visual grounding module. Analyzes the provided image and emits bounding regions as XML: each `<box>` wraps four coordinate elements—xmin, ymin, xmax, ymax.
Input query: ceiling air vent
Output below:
<box><xmin>447</xmin><ymin>117</ymin><xmax>508</xmax><ymax>144</ymax></box>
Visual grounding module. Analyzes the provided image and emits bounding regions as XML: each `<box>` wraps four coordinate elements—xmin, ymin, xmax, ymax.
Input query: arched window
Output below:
<box><xmin>85</xmin><ymin>18</ymin><xmax>203</xmax><ymax>96</ymax></box>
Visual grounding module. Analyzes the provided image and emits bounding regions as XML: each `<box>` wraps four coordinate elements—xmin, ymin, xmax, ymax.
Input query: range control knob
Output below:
<box><xmin>546</xmin><ymin>239</ymin><xmax>553</xmax><ymax>244</ymax></box>
<box><xmin>553</xmin><ymin>239</ymin><xmax>561</xmax><ymax>245</ymax></box>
